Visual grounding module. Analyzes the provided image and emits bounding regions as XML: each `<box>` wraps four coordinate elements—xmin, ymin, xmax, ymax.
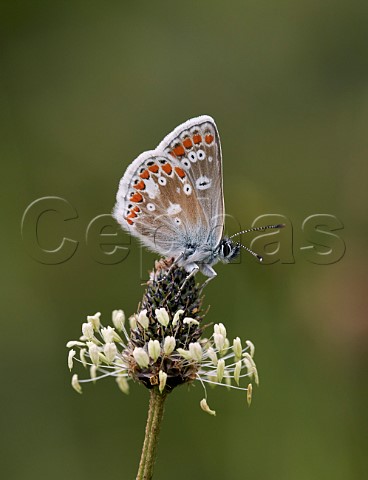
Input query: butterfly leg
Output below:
<box><xmin>198</xmin><ymin>265</ymin><xmax>217</xmax><ymax>292</ymax></box>
<box><xmin>175</xmin><ymin>263</ymin><xmax>199</xmax><ymax>298</ymax></box>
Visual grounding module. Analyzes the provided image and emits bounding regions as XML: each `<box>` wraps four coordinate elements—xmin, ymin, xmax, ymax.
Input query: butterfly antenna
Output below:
<box><xmin>236</xmin><ymin>242</ymin><xmax>264</xmax><ymax>262</ymax></box>
<box><xmin>229</xmin><ymin>223</ymin><xmax>285</xmax><ymax>239</ymax></box>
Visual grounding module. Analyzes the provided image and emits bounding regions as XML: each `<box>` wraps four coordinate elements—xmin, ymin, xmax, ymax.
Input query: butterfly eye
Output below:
<box><xmin>197</xmin><ymin>149</ymin><xmax>206</xmax><ymax>160</ymax></box>
<box><xmin>183</xmin><ymin>184</ymin><xmax>192</xmax><ymax>196</ymax></box>
<box><xmin>188</xmin><ymin>152</ymin><xmax>197</xmax><ymax>163</ymax></box>
<box><xmin>147</xmin><ymin>203</ymin><xmax>156</xmax><ymax>211</ymax></box>
<box><xmin>158</xmin><ymin>177</ymin><xmax>167</xmax><ymax>186</ymax></box>
<box><xmin>222</xmin><ymin>242</ymin><xmax>232</xmax><ymax>257</ymax></box>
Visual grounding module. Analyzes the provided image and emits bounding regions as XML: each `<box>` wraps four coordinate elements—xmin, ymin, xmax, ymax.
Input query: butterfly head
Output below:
<box><xmin>217</xmin><ymin>238</ymin><xmax>241</xmax><ymax>263</ymax></box>
<box><xmin>220</xmin><ymin>223</ymin><xmax>285</xmax><ymax>264</ymax></box>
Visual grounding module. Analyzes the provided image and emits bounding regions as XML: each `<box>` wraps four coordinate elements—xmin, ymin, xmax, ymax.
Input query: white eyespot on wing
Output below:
<box><xmin>174</xmin><ymin>217</ymin><xmax>181</xmax><ymax>225</ymax></box>
<box><xmin>181</xmin><ymin>158</ymin><xmax>191</xmax><ymax>169</ymax></box>
<box><xmin>183</xmin><ymin>184</ymin><xmax>192</xmax><ymax>195</ymax></box>
<box><xmin>167</xmin><ymin>203</ymin><xmax>182</xmax><ymax>215</ymax></box>
<box><xmin>158</xmin><ymin>176</ymin><xmax>167</xmax><ymax>186</ymax></box>
<box><xmin>197</xmin><ymin>149</ymin><xmax>206</xmax><ymax>161</ymax></box>
<box><xmin>188</xmin><ymin>151</ymin><xmax>197</xmax><ymax>163</ymax></box>
<box><xmin>196</xmin><ymin>176</ymin><xmax>212</xmax><ymax>190</ymax></box>
<box><xmin>208</xmin><ymin>156</ymin><xmax>213</xmax><ymax>162</ymax></box>
<box><xmin>147</xmin><ymin>203</ymin><xmax>156</xmax><ymax>211</ymax></box>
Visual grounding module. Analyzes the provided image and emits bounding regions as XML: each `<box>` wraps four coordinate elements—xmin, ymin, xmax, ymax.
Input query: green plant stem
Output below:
<box><xmin>136</xmin><ymin>388</ymin><xmax>167</xmax><ymax>480</ymax></box>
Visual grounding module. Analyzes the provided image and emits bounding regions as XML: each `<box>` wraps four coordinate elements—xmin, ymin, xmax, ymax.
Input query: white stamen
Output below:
<box><xmin>163</xmin><ymin>336</ymin><xmax>176</xmax><ymax>355</ymax></box>
<box><xmin>159</xmin><ymin>370</ymin><xmax>167</xmax><ymax>393</ymax></box>
<box><xmin>138</xmin><ymin>309</ymin><xmax>149</xmax><ymax>329</ymax></box>
<box><xmin>172</xmin><ymin>309</ymin><xmax>184</xmax><ymax>326</ymax></box>
<box><xmin>246</xmin><ymin>340</ymin><xmax>255</xmax><ymax>357</ymax></box>
<box><xmin>148</xmin><ymin>339</ymin><xmax>161</xmax><ymax>362</ymax></box>
<box><xmin>80</xmin><ymin>348</ymin><xmax>87</xmax><ymax>368</ymax></box>
<box><xmin>112</xmin><ymin>310</ymin><xmax>125</xmax><ymax>331</ymax></box>
<box><xmin>71</xmin><ymin>374</ymin><xmax>82</xmax><ymax>394</ymax></box>
<box><xmin>214</xmin><ymin>333</ymin><xmax>225</xmax><ymax>352</ymax></box>
<box><xmin>90</xmin><ymin>365</ymin><xmax>97</xmax><ymax>383</ymax></box>
<box><xmin>233</xmin><ymin>337</ymin><xmax>242</xmax><ymax>360</ymax></box>
<box><xmin>189</xmin><ymin>342</ymin><xmax>202</xmax><ymax>361</ymax></box>
<box><xmin>101</xmin><ymin>326</ymin><xmax>115</xmax><ymax>344</ymax></box>
<box><xmin>129</xmin><ymin>314</ymin><xmax>138</xmax><ymax>330</ymax></box>
<box><xmin>224</xmin><ymin>371</ymin><xmax>231</xmax><ymax>390</ymax></box>
<box><xmin>155</xmin><ymin>308</ymin><xmax>170</xmax><ymax>327</ymax></box>
<box><xmin>200</xmin><ymin>398</ymin><xmax>216</xmax><ymax>416</ymax></box>
<box><xmin>177</xmin><ymin>348</ymin><xmax>192</xmax><ymax>361</ymax></box>
<box><xmin>104</xmin><ymin>342</ymin><xmax>117</xmax><ymax>363</ymax></box>
<box><xmin>133</xmin><ymin>347</ymin><xmax>149</xmax><ymax>369</ymax></box>
<box><xmin>234</xmin><ymin>361</ymin><xmax>242</xmax><ymax>385</ymax></box>
<box><xmin>183</xmin><ymin>317</ymin><xmax>199</xmax><ymax>326</ymax></box>
<box><xmin>116</xmin><ymin>375</ymin><xmax>129</xmax><ymax>394</ymax></box>
<box><xmin>243</xmin><ymin>353</ymin><xmax>259</xmax><ymax>386</ymax></box>
<box><xmin>68</xmin><ymin>349</ymin><xmax>76</xmax><ymax>371</ymax></box>
<box><xmin>247</xmin><ymin>383</ymin><xmax>253</xmax><ymax>406</ymax></box>
<box><xmin>66</xmin><ymin>341</ymin><xmax>86</xmax><ymax>348</ymax></box>
<box><xmin>207</xmin><ymin>347</ymin><xmax>218</xmax><ymax>365</ymax></box>
<box><xmin>82</xmin><ymin>322</ymin><xmax>94</xmax><ymax>340</ymax></box>
<box><xmin>87</xmin><ymin>312</ymin><xmax>101</xmax><ymax>331</ymax></box>
<box><xmin>88</xmin><ymin>344</ymin><xmax>100</xmax><ymax>366</ymax></box>
<box><xmin>214</xmin><ymin>323</ymin><xmax>226</xmax><ymax>337</ymax></box>
<box><xmin>217</xmin><ymin>359</ymin><xmax>225</xmax><ymax>382</ymax></box>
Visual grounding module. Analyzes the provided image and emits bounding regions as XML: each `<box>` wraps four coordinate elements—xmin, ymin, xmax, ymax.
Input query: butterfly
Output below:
<box><xmin>113</xmin><ymin>115</ymin><xmax>283</xmax><ymax>285</ymax></box>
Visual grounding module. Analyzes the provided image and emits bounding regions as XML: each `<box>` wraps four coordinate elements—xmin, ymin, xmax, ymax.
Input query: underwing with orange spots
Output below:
<box><xmin>113</xmin><ymin>115</ymin><xmax>243</xmax><ymax>281</ymax></box>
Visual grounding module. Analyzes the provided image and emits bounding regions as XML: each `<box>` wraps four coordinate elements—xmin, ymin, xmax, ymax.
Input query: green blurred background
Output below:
<box><xmin>1</xmin><ymin>1</ymin><xmax>367</xmax><ymax>479</ymax></box>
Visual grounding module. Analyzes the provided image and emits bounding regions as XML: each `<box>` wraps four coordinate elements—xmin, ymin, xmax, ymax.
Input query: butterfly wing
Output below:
<box><xmin>157</xmin><ymin>115</ymin><xmax>224</xmax><ymax>249</ymax></box>
<box><xmin>113</xmin><ymin>115</ymin><xmax>224</xmax><ymax>259</ymax></box>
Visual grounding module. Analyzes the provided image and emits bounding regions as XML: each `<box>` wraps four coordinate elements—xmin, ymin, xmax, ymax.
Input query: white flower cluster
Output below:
<box><xmin>67</xmin><ymin>308</ymin><xmax>258</xmax><ymax>415</ymax></box>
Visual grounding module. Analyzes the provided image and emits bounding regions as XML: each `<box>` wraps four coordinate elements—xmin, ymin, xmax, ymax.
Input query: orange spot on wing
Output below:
<box><xmin>173</xmin><ymin>145</ymin><xmax>185</xmax><ymax>156</ymax></box>
<box><xmin>205</xmin><ymin>134</ymin><xmax>214</xmax><ymax>144</ymax></box>
<box><xmin>193</xmin><ymin>134</ymin><xmax>202</xmax><ymax>144</ymax></box>
<box><xmin>127</xmin><ymin>211</ymin><xmax>137</xmax><ymax>219</ymax></box>
<box><xmin>168</xmin><ymin>151</ymin><xmax>176</xmax><ymax>158</ymax></box>
<box><xmin>139</xmin><ymin>170</ymin><xmax>150</xmax><ymax>179</ymax></box>
<box><xmin>132</xmin><ymin>206</ymin><xmax>140</xmax><ymax>213</ymax></box>
<box><xmin>148</xmin><ymin>164</ymin><xmax>159</xmax><ymax>173</ymax></box>
<box><xmin>183</xmin><ymin>138</ymin><xmax>192</xmax><ymax>149</ymax></box>
<box><xmin>125</xmin><ymin>218</ymin><xmax>134</xmax><ymax>225</ymax></box>
<box><xmin>161</xmin><ymin>163</ymin><xmax>173</xmax><ymax>175</ymax></box>
<box><xmin>130</xmin><ymin>193</ymin><xmax>143</xmax><ymax>203</ymax></box>
<box><xmin>175</xmin><ymin>166</ymin><xmax>186</xmax><ymax>179</ymax></box>
<box><xmin>134</xmin><ymin>180</ymin><xmax>145</xmax><ymax>190</ymax></box>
